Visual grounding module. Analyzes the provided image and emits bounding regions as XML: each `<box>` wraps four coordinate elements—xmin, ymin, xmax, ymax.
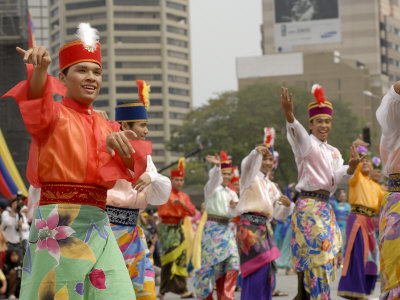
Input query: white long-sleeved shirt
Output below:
<box><xmin>287</xmin><ymin>119</ymin><xmax>351</xmax><ymax>194</ymax></box>
<box><xmin>237</xmin><ymin>149</ymin><xmax>294</xmax><ymax>220</ymax></box>
<box><xmin>1</xmin><ymin>210</ymin><xmax>29</xmax><ymax>244</ymax></box>
<box><xmin>204</xmin><ymin>166</ymin><xmax>238</xmax><ymax>218</ymax></box>
<box><xmin>376</xmin><ymin>85</ymin><xmax>400</xmax><ymax>176</ymax></box>
<box><xmin>107</xmin><ymin>155</ymin><xmax>171</xmax><ymax>209</ymax></box>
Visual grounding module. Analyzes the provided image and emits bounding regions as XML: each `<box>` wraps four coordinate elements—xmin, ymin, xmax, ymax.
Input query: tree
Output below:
<box><xmin>167</xmin><ymin>82</ymin><xmax>363</xmax><ymax>188</ymax></box>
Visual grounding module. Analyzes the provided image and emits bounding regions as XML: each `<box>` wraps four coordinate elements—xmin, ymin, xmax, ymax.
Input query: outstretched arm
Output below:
<box><xmin>280</xmin><ymin>87</ymin><xmax>295</xmax><ymax>123</ymax></box>
<box><xmin>16</xmin><ymin>46</ymin><xmax>51</xmax><ymax>99</ymax></box>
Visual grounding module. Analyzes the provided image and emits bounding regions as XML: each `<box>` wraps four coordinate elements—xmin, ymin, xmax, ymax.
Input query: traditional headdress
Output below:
<box><xmin>308</xmin><ymin>84</ymin><xmax>333</xmax><ymax>121</ymax></box>
<box><xmin>220</xmin><ymin>151</ymin><xmax>232</xmax><ymax>171</ymax></box>
<box><xmin>263</xmin><ymin>127</ymin><xmax>276</xmax><ymax>154</ymax></box>
<box><xmin>59</xmin><ymin>23</ymin><xmax>102</xmax><ymax>71</ymax></box>
<box><xmin>171</xmin><ymin>157</ymin><xmax>185</xmax><ymax>178</ymax></box>
<box><xmin>231</xmin><ymin>166</ymin><xmax>240</xmax><ymax>184</ymax></box>
<box><xmin>115</xmin><ymin>80</ymin><xmax>151</xmax><ymax>122</ymax></box>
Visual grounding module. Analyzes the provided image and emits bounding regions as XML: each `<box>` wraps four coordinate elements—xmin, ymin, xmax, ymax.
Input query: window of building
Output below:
<box><xmin>50</xmin><ymin>0</ymin><xmax>59</xmax><ymax>5</ymax></box>
<box><xmin>169</xmin><ymin>99</ymin><xmax>189</xmax><ymax>108</ymax></box>
<box><xmin>153</xmin><ymin>149</ymin><xmax>165</xmax><ymax>156</ymax></box>
<box><xmin>114</xmin><ymin>24</ymin><xmax>160</xmax><ymax>31</ymax></box>
<box><xmin>169</xmin><ymin>87</ymin><xmax>189</xmax><ymax>96</ymax></box>
<box><xmin>167</xmin><ymin>25</ymin><xmax>187</xmax><ymax>36</ymax></box>
<box><xmin>51</xmin><ymin>20</ymin><xmax>59</xmax><ymax>30</ymax></box>
<box><xmin>166</xmin><ymin>13</ymin><xmax>186</xmax><ymax>24</ymax></box>
<box><xmin>166</xmin><ymin>1</ymin><xmax>186</xmax><ymax>11</ymax></box>
<box><xmin>148</xmin><ymin>124</ymin><xmax>164</xmax><ymax>131</ymax></box>
<box><xmin>66</xmin><ymin>0</ymin><xmax>105</xmax><ymax>10</ymax></box>
<box><xmin>167</xmin><ymin>38</ymin><xmax>187</xmax><ymax>48</ymax></box>
<box><xmin>146</xmin><ymin>137</ymin><xmax>164</xmax><ymax>143</ymax></box>
<box><xmin>115</xmin><ymin>61</ymin><xmax>161</xmax><ymax>69</ymax></box>
<box><xmin>170</xmin><ymin>124</ymin><xmax>179</xmax><ymax>131</ymax></box>
<box><xmin>115</xmin><ymin>36</ymin><xmax>161</xmax><ymax>43</ymax></box>
<box><xmin>168</xmin><ymin>62</ymin><xmax>188</xmax><ymax>72</ymax></box>
<box><xmin>51</xmin><ymin>31</ymin><xmax>60</xmax><ymax>42</ymax></box>
<box><xmin>115</xmin><ymin>49</ymin><xmax>161</xmax><ymax>56</ymax></box>
<box><xmin>148</xmin><ymin>112</ymin><xmax>163</xmax><ymax>118</ymax></box>
<box><xmin>67</xmin><ymin>24</ymin><xmax>106</xmax><ymax>35</ymax></box>
<box><xmin>114</xmin><ymin>0</ymin><xmax>159</xmax><ymax>5</ymax></box>
<box><xmin>66</xmin><ymin>12</ymin><xmax>106</xmax><ymax>23</ymax></box>
<box><xmin>152</xmin><ymin>99</ymin><xmax>163</xmax><ymax>106</ymax></box>
<box><xmin>99</xmin><ymin>88</ymin><xmax>109</xmax><ymax>95</ymax></box>
<box><xmin>114</xmin><ymin>11</ymin><xmax>160</xmax><ymax>19</ymax></box>
<box><xmin>117</xmin><ymin>86</ymin><xmax>162</xmax><ymax>93</ymax></box>
<box><xmin>167</xmin><ymin>50</ymin><xmax>188</xmax><ymax>60</ymax></box>
<box><xmin>169</xmin><ymin>112</ymin><xmax>186</xmax><ymax>120</ymax></box>
<box><xmin>93</xmin><ymin>100</ymin><xmax>109</xmax><ymax>107</ymax></box>
<box><xmin>168</xmin><ymin>75</ymin><xmax>189</xmax><ymax>84</ymax></box>
<box><xmin>50</xmin><ymin>7</ymin><xmax>59</xmax><ymax>17</ymax></box>
<box><xmin>116</xmin><ymin>74</ymin><xmax>162</xmax><ymax>81</ymax></box>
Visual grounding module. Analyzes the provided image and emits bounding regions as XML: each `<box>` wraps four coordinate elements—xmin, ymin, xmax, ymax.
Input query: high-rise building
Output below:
<box><xmin>0</xmin><ymin>0</ymin><xmax>31</xmax><ymax>187</ymax></box>
<box><xmin>28</xmin><ymin>0</ymin><xmax>49</xmax><ymax>48</ymax></box>
<box><xmin>48</xmin><ymin>0</ymin><xmax>192</xmax><ymax>167</ymax></box>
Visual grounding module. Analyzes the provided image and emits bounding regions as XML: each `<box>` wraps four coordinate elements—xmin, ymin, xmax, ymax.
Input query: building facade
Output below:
<box><xmin>29</xmin><ymin>0</ymin><xmax>49</xmax><ymax>48</ymax></box>
<box><xmin>48</xmin><ymin>0</ymin><xmax>192</xmax><ymax>167</ymax></box>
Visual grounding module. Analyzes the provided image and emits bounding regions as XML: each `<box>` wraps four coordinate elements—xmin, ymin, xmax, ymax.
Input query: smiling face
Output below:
<box><xmin>360</xmin><ymin>157</ymin><xmax>373</xmax><ymax>176</ymax></box>
<box><xmin>222</xmin><ymin>170</ymin><xmax>233</xmax><ymax>187</ymax></box>
<box><xmin>59</xmin><ymin>62</ymin><xmax>102</xmax><ymax>106</ymax></box>
<box><xmin>122</xmin><ymin>121</ymin><xmax>149</xmax><ymax>140</ymax></box>
<box><xmin>309</xmin><ymin>116</ymin><xmax>332</xmax><ymax>142</ymax></box>
<box><xmin>260</xmin><ymin>153</ymin><xmax>274</xmax><ymax>175</ymax></box>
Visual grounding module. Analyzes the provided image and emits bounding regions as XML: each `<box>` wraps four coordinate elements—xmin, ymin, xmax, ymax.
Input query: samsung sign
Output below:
<box><xmin>274</xmin><ymin>0</ymin><xmax>341</xmax><ymax>50</ymax></box>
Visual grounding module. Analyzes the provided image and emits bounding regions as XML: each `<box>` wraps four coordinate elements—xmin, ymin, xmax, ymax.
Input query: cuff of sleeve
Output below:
<box><xmin>286</xmin><ymin>118</ymin><xmax>299</xmax><ymax>127</ymax></box>
<box><xmin>390</xmin><ymin>85</ymin><xmax>400</xmax><ymax>101</ymax></box>
<box><xmin>146</xmin><ymin>171</ymin><xmax>157</xmax><ymax>183</ymax></box>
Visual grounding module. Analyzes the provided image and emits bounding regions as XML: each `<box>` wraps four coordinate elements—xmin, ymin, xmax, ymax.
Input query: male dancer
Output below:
<box><xmin>376</xmin><ymin>81</ymin><xmax>400</xmax><ymax>299</ymax></box>
<box><xmin>158</xmin><ymin>159</ymin><xmax>195</xmax><ymax>299</ymax></box>
<box><xmin>337</xmin><ymin>155</ymin><xmax>384</xmax><ymax>299</ymax></box>
<box><xmin>280</xmin><ymin>85</ymin><xmax>361</xmax><ymax>299</ymax></box>
<box><xmin>2</xmin><ymin>23</ymin><xmax>140</xmax><ymax>298</ymax></box>
<box><xmin>106</xmin><ymin>87</ymin><xmax>171</xmax><ymax>300</ymax></box>
<box><xmin>193</xmin><ymin>152</ymin><xmax>239</xmax><ymax>300</ymax></box>
<box><xmin>236</xmin><ymin>142</ymin><xmax>293</xmax><ymax>299</ymax></box>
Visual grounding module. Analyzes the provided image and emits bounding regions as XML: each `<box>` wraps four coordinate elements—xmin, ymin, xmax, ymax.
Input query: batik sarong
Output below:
<box><xmin>192</xmin><ymin>220</ymin><xmax>239</xmax><ymax>299</ymax></box>
<box><xmin>111</xmin><ymin>223</ymin><xmax>155</xmax><ymax>299</ymax></box>
<box><xmin>236</xmin><ymin>214</ymin><xmax>280</xmax><ymax>278</ymax></box>
<box><xmin>380</xmin><ymin>191</ymin><xmax>400</xmax><ymax>299</ymax></box>
<box><xmin>158</xmin><ymin>222</ymin><xmax>189</xmax><ymax>295</ymax></box>
<box><xmin>291</xmin><ymin>198</ymin><xmax>342</xmax><ymax>300</ymax></box>
<box><xmin>21</xmin><ymin>204</ymin><xmax>136</xmax><ymax>299</ymax></box>
<box><xmin>338</xmin><ymin>213</ymin><xmax>378</xmax><ymax>298</ymax></box>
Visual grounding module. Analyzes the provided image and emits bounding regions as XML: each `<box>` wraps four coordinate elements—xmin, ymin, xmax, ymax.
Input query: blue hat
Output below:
<box><xmin>115</xmin><ymin>101</ymin><xmax>148</xmax><ymax>123</ymax></box>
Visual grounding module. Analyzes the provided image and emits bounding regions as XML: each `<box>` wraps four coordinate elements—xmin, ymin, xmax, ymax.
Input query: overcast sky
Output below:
<box><xmin>189</xmin><ymin>0</ymin><xmax>263</xmax><ymax>107</ymax></box>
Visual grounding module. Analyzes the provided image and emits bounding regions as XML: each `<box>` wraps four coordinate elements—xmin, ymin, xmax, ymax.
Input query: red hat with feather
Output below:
<box><xmin>308</xmin><ymin>84</ymin><xmax>333</xmax><ymax>121</ymax></box>
<box><xmin>171</xmin><ymin>158</ymin><xmax>185</xmax><ymax>178</ymax></box>
<box><xmin>220</xmin><ymin>151</ymin><xmax>232</xmax><ymax>171</ymax></box>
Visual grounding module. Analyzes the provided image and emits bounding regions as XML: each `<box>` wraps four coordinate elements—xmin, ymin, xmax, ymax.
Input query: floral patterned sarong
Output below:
<box><xmin>291</xmin><ymin>198</ymin><xmax>341</xmax><ymax>300</ymax></box>
<box><xmin>21</xmin><ymin>204</ymin><xmax>136</xmax><ymax>299</ymax></box>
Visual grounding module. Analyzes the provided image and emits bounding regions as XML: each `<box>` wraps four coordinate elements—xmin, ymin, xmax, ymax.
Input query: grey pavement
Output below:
<box><xmin>157</xmin><ymin>269</ymin><xmax>381</xmax><ymax>299</ymax></box>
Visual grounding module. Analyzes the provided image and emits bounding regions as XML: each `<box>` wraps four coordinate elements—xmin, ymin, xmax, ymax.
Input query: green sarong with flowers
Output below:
<box><xmin>20</xmin><ymin>204</ymin><xmax>136</xmax><ymax>299</ymax></box>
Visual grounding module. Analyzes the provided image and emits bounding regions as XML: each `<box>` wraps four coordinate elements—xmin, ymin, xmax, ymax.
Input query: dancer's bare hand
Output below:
<box><xmin>352</xmin><ymin>134</ymin><xmax>369</xmax><ymax>148</ymax></box>
<box><xmin>256</xmin><ymin>145</ymin><xmax>271</xmax><ymax>156</ymax></box>
<box><xmin>280</xmin><ymin>87</ymin><xmax>295</xmax><ymax>123</ymax></box>
<box><xmin>134</xmin><ymin>173</ymin><xmax>151</xmax><ymax>192</ymax></box>
<box><xmin>16</xmin><ymin>46</ymin><xmax>51</xmax><ymax>69</ymax></box>
<box><xmin>347</xmin><ymin>144</ymin><xmax>365</xmax><ymax>175</ymax></box>
<box><xmin>278</xmin><ymin>195</ymin><xmax>291</xmax><ymax>207</ymax></box>
<box><xmin>206</xmin><ymin>154</ymin><xmax>221</xmax><ymax>166</ymax></box>
<box><xmin>106</xmin><ymin>131</ymin><xmax>136</xmax><ymax>158</ymax></box>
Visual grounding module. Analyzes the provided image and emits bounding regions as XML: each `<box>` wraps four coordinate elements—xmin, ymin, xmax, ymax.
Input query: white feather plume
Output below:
<box><xmin>75</xmin><ymin>23</ymin><xmax>99</xmax><ymax>50</ymax></box>
<box><xmin>311</xmin><ymin>84</ymin><xmax>321</xmax><ymax>95</ymax></box>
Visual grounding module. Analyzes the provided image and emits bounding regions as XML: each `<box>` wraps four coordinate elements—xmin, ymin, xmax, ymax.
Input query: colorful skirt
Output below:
<box><xmin>21</xmin><ymin>204</ymin><xmax>135</xmax><ymax>299</ymax></box>
<box><xmin>192</xmin><ymin>220</ymin><xmax>239</xmax><ymax>299</ymax></box>
<box><xmin>158</xmin><ymin>222</ymin><xmax>189</xmax><ymax>295</ymax></box>
<box><xmin>236</xmin><ymin>214</ymin><xmax>280</xmax><ymax>278</ymax></box>
<box><xmin>291</xmin><ymin>198</ymin><xmax>341</xmax><ymax>300</ymax></box>
<box><xmin>110</xmin><ymin>223</ymin><xmax>155</xmax><ymax>299</ymax></box>
<box><xmin>380</xmin><ymin>191</ymin><xmax>400</xmax><ymax>298</ymax></box>
<box><xmin>274</xmin><ymin>219</ymin><xmax>292</xmax><ymax>270</ymax></box>
<box><xmin>338</xmin><ymin>213</ymin><xmax>378</xmax><ymax>298</ymax></box>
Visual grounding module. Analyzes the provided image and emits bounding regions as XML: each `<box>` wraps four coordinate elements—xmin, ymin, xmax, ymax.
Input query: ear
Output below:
<box><xmin>58</xmin><ymin>72</ymin><xmax>67</xmax><ymax>86</ymax></box>
<box><xmin>121</xmin><ymin>121</ymin><xmax>130</xmax><ymax>131</ymax></box>
<box><xmin>308</xmin><ymin>121</ymin><xmax>313</xmax><ymax>130</ymax></box>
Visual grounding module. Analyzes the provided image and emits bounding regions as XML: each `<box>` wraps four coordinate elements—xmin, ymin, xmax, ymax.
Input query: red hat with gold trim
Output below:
<box><xmin>308</xmin><ymin>84</ymin><xmax>333</xmax><ymax>121</ymax></box>
<box><xmin>171</xmin><ymin>157</ymin><xmax>185</xmax><ymax>178</ymax></box>
<box><xmin>220</xmin><ymin>151</ymin><xmax>232</xmax><ymax>172</ymax></box>
<box><xmin>59</xmin><ymin>23</ymin><xmax>102</xmax><ymax>72</ymax></box>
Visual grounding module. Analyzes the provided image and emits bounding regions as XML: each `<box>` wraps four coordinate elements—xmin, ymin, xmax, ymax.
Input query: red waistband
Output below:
<box><xmin>161</xmin><ymin>217</ymin><xmax>182</xmax><ymax>225</ymax></box>
<box><xmin>40</xmin><ymin>182</ymin><xmax>107</xmax><ymax>211</ymax></box>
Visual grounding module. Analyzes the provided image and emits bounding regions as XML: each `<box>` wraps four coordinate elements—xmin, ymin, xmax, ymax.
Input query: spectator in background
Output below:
<box><xmin>2</xmin><ymin>249</ymin><xmax>22</xmax><ymax>299</ymax></box>
<box><xmin>0</xmin><ymin>268</ymin><xmax>6</xmax><ymax>299</ymax></box>
<box><xmin>0</xmin><ymin>199</ymin><xmax>8</xmax><ymax>224</ymax></box>
<box><xmin>1</xmin><ymin>197</ymin><xmax>29</xmax><ymax>257</ymax></box>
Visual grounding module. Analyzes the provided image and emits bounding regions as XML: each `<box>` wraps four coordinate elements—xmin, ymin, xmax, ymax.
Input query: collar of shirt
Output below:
<box><xmin>61</xmin><ymin>97</ymin><xmax>94</xmax><ymax>115</ymax></box>
<box><xmin>310</xmin><ymin>134</ymin><xmax>328</xmax><ymax>146</ymax></box>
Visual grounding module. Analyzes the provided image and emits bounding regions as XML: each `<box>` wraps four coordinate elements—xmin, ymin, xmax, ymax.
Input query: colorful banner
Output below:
<box><xmin>28</xmin><ymin>10</ymin><xmax>36</xmax><ymax>49</ymax></box>
<box><xmin>0</xmin><ymin>128</ymin><xmax>28</xmax><ymax>199</ymax></box>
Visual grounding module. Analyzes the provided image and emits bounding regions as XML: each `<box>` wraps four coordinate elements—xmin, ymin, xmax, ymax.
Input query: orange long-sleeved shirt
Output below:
<box><xmin>158</xmin><ymin>188</ymin><xmax>196</xmax><ymax>220</ymax></box>
<box><xmin>348</xmin><ymin>164</ymin><xmax>385</xmax><ymax>214</ymax></box>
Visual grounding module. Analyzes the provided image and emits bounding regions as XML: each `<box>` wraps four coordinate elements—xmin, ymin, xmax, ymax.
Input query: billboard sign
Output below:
<box><xmin>274</xmin><ymin>0</ymin><xmax>340</xmax><ymax>51</ymax></box>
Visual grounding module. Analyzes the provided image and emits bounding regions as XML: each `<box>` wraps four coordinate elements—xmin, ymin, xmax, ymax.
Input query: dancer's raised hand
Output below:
<box><xmin>16</xmin><ymin>46</ymin><xmax>51</xmax><ymax>69</ymax></box>
<box><xmin>280</xmin><ymin>87</ymin><xmax>295</xmax><ymax>123</ymax></box>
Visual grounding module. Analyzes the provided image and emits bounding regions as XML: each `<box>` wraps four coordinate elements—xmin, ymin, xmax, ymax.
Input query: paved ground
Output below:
<box><xmin>157</xmin><ymin>269</ymin><xmax>382</xmax><ymax>299</ymax></box>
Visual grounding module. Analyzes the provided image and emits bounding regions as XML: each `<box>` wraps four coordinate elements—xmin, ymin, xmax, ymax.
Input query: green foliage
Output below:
<box><xmin>167</xmin><ymin>82</ymin><xmax>362</xmax><ymax>188</ymax></box>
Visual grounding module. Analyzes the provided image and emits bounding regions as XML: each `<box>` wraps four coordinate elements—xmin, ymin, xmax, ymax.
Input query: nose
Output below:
<box><xmin>86</xmin><ymin>71</ymin><xmax>95</xmax><ymax>81</ymax></box>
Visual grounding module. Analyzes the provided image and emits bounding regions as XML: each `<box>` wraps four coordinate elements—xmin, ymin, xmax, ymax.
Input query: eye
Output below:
<box><xmin>78</xmin><ymin>69</ymin><xmax>86</xmax><ymax>73</ymax></box>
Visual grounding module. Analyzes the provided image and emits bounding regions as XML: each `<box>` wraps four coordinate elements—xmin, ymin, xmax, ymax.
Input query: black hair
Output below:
<box><xmin>62</xmin><ymin>66</ymin><xmax>70</xmax><ymax>76</ymax></box>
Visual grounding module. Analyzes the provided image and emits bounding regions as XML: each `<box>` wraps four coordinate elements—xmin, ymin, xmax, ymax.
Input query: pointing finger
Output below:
<box><xmin>16</xmin><ymin>47</ymin><xmax>26</xmax><ymax>55</ymax></box>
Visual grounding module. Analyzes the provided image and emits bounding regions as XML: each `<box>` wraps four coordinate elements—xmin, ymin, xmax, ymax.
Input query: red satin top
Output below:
<box><xmin>158</xmin><ymin>188</ymin><xmax>196</xmax><ymax>221</ymax></box>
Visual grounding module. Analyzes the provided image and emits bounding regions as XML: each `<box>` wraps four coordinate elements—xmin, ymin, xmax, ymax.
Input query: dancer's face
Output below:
<box><xmin>221</xmin><ymin>170</ymin><xmax>233</xmax><ymax>187</ymax></box>
<box><xmin>59</xmin><ymin>62</ymin><xmax>102</xmax><ymax>106</ymax></box>
<box><xmin>360</xmin><ymin>158</ymin><xmax>373</xmax><ymax>175</ymax></box>
<box><xmin>309</xmin><ymin>117</ymin><xmax>332</xmax><ymax>142</ymax></box>
<box><xmin>260</xmin><ymin>154</ymin><xmax>274</xmax><ymax>175</ymax></box>
<box><xmin>122</xmin><ymin>121</ymin><xmax>149</xmax><ymax>140</ymax></box>
<box><xmin>171</xmin><ymin>177</ymin><xmax>184</xmax><ymax>191</ymax></box>
<box><xmin>370</xmin><ymin>169</ymin><xmax>382</xmax><ymax>183</ymax></box>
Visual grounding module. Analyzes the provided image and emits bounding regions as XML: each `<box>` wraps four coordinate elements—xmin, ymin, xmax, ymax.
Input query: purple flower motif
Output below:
<box><xmin>372</xmin><ymin>156</ymin><xmax>381</xmax><ymax>167</ymax></box>
<box><xmin>75</xmin><ymin>282</ymin><xmax>84</xmax><ymax>295</ymax></box>
<box><xmin>357</xmin><ymin>145</ymin><xmax>368</xmax><ymax>154</ymax></box>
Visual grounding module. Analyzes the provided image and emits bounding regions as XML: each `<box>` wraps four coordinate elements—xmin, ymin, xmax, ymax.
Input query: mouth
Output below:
<box><xmin>82</xmin><ymin>85</ymin><xmax>96</xmax><ymax>94</ymax></box>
